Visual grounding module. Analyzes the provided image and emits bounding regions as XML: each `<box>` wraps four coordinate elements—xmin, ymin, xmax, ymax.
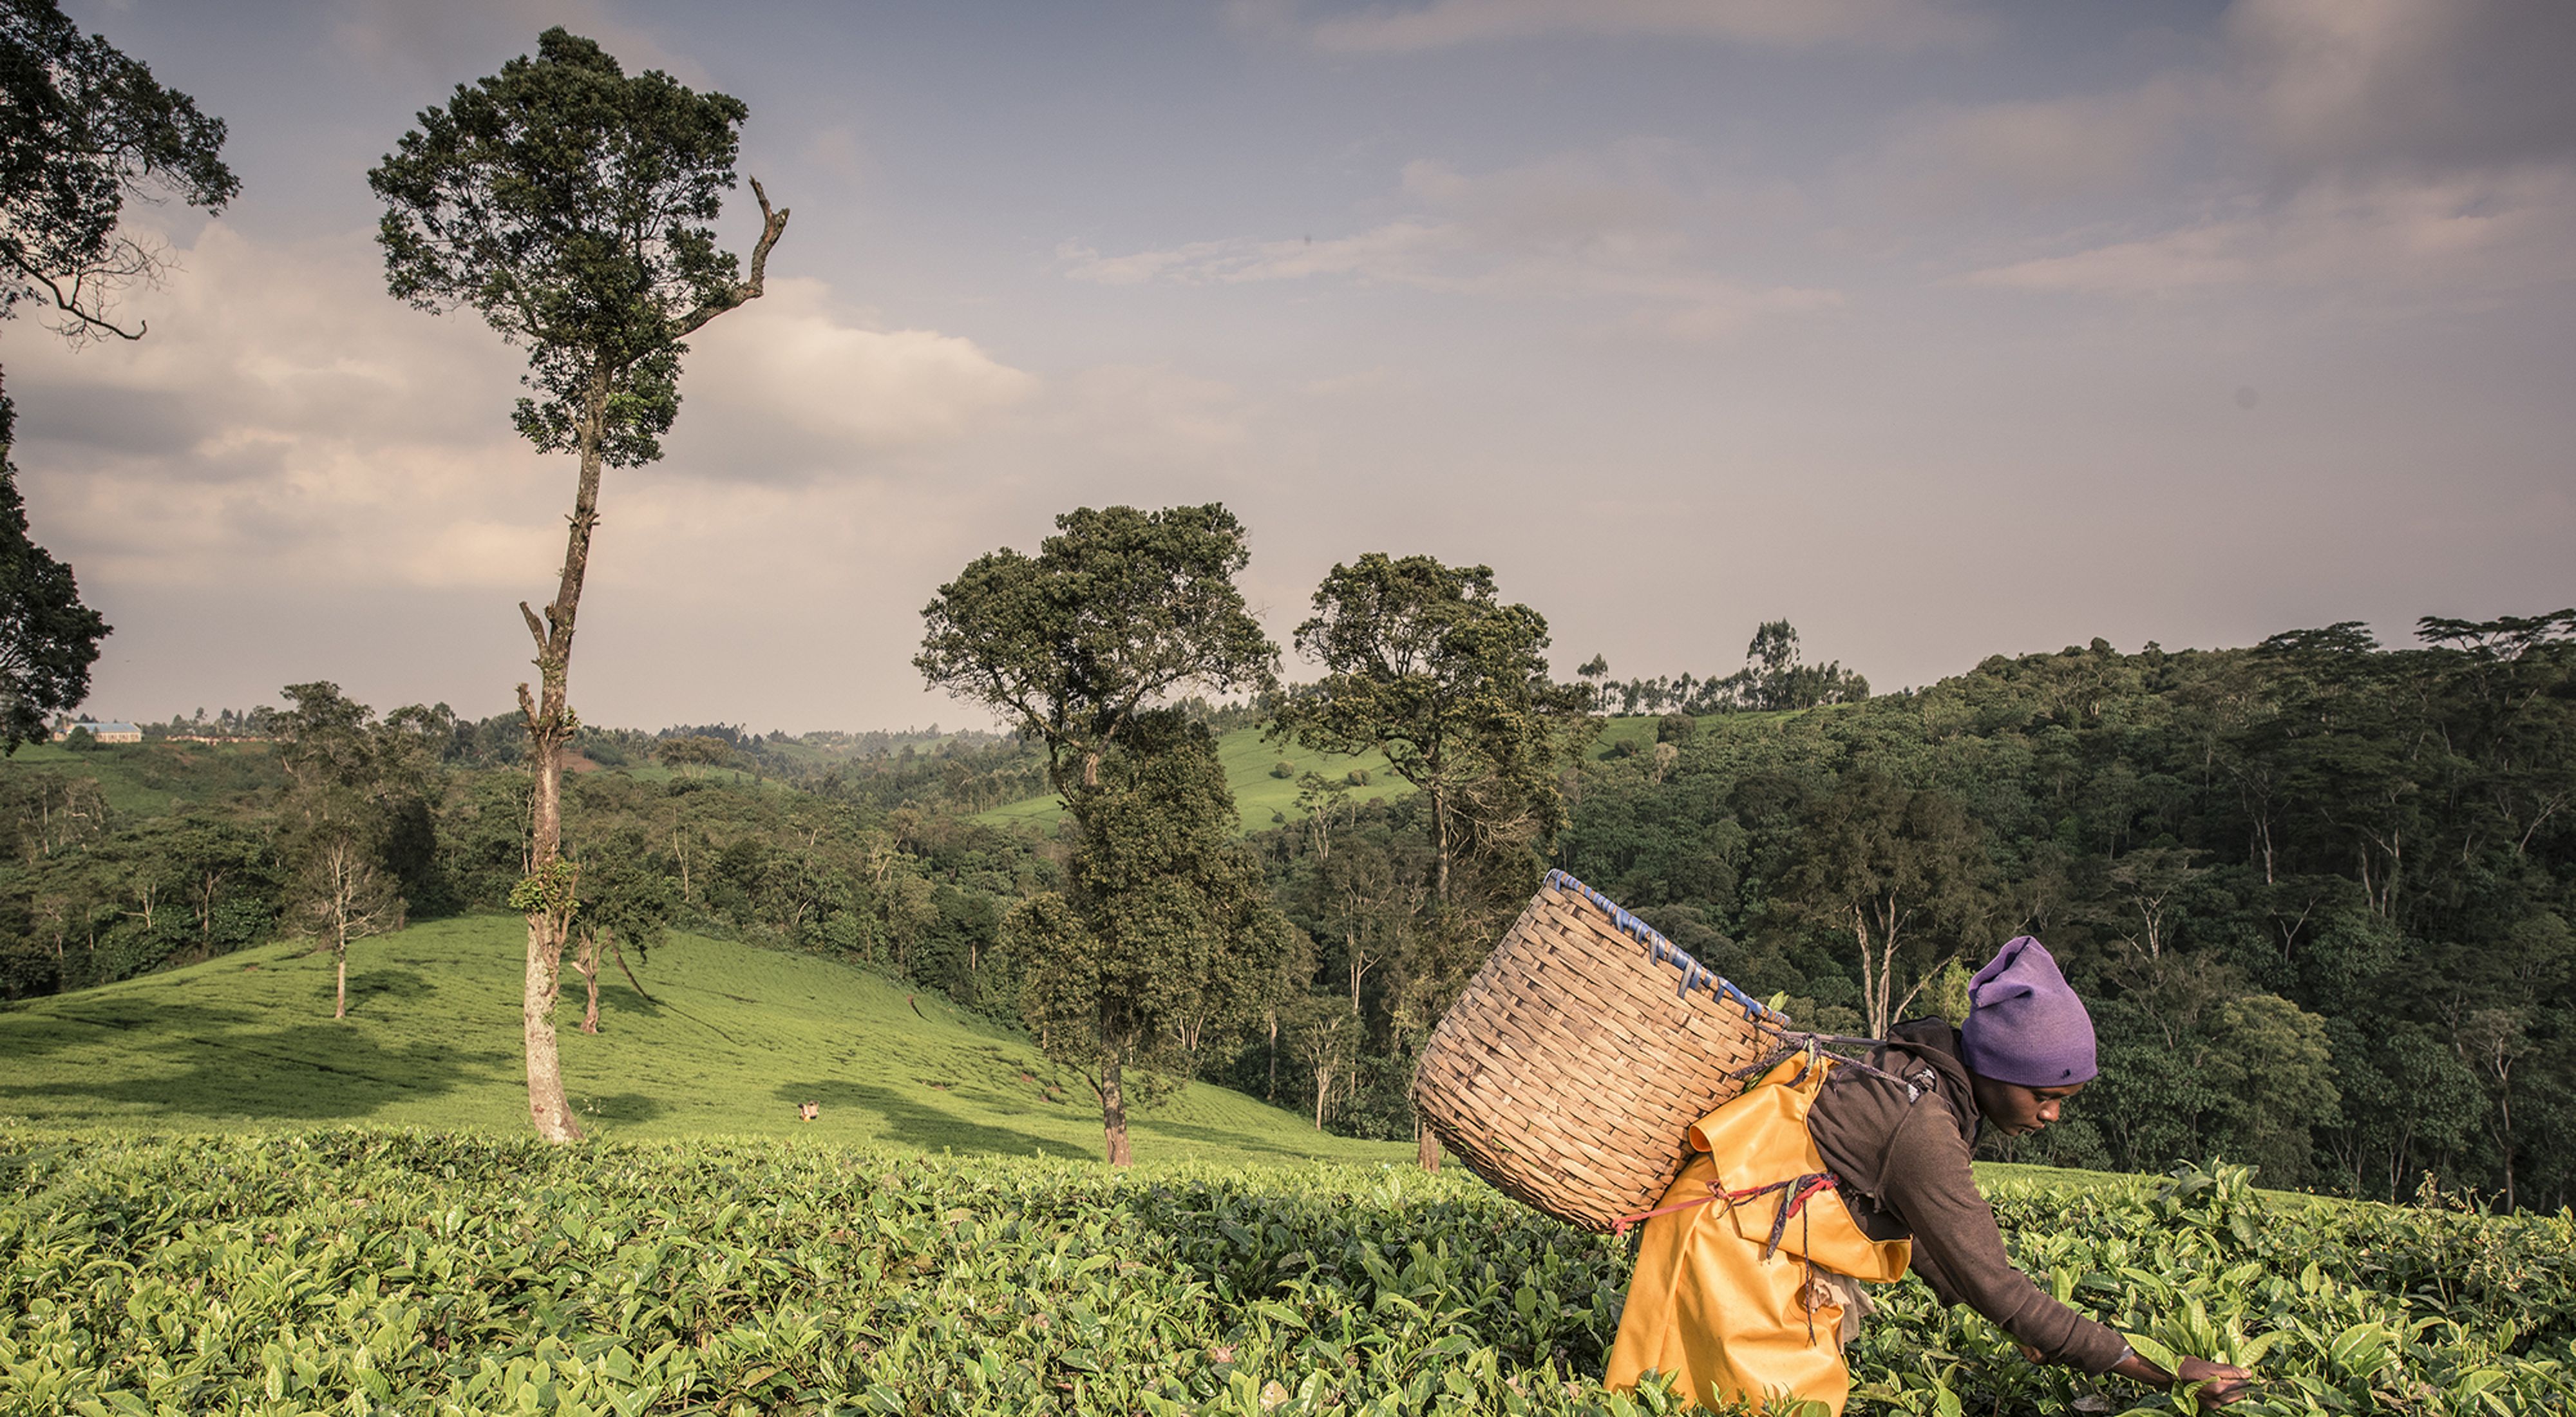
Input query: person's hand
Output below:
<box><xmin>2111</xmin><ymin>1349</ymin><xmax>2253</xmax><ymax>1407</ymax></box>
<box><xmin>2173</xmin><ymin>1356</ymin><xmax>2254</xmax><ymax>1408</ymax></box>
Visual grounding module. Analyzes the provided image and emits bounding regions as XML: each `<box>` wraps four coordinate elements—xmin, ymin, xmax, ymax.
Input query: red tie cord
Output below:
<box><xmin>1610</xmin><ymin>1174</ymin><xmax>1839</xmax><ymax>1237</ymax></box>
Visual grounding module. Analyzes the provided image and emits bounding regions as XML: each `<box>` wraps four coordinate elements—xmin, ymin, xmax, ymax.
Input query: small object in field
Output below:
<box><xmin>798</xmin><ymin>1101</ymin><xmax>819</xmax><ymax>1122</ymax></box>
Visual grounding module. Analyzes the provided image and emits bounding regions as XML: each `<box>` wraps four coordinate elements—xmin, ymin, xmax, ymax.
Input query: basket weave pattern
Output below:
<box><xmin>1410</xmin><ymin>870</ymin><xmax>1786</xmax><ymax>1232</ymax></box>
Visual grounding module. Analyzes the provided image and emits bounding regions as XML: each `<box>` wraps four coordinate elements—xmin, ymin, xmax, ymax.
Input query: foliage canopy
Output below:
<box><xmin>0</xmin><ymin>0</ymin><xmax>234</xmax><ymax>341</ymax></box>
<box><xmin>368</xmin><ymin>26</ymin><xmax>780</xmax><ymax>465</ymax></box>
<box><xmin>1271</xmin><ymin>553</ymin><xmax>1585</xmax><ymax>904</ymax></box>
<box><xmin>918</xmin><ymin>504</ymin><xmax>1279</xmax><ymax>792</ymax></box>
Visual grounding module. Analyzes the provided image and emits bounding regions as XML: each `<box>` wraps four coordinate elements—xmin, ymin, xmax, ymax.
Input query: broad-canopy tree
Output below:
<box><xmin>1269</xmin><ymin>553</ymin><xmax>1587</xmax><ymax>1171</ymax></box>
<box><xmin>922</xmin><ymin>505</ymin><xmax>1285</xmax><ymax>1167</ymax></box>
<box><xmin>1270</xmin><ymin>553</ymin><xmax>1585</xmax><ymax>908</ymax></box>
<box><xmin>0</xmin><ymin>0</ymin><xmax>236</xmax><ymax>751</ymax></box>
<box><xmin>369</xmin><ymin>28</ymin><xmax>788</xmax><ymax>1143</ymax></box>
<box><xmin>1002</xmin><ymin>712</ymin><xmax>1294</xmax><ymax>1165</ymax></box>
<box><xmin>655</xmin><ymin>733</ymin><xmax>733</xmax><ymax>777</ymax></box>
<box><xmin>917</xmin><ymin>504</ymin><xmax>1278</xmax><ymax>793</ymax></box>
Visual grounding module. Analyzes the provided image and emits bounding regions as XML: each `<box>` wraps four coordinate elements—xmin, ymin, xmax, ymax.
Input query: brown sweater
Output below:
<box><xmin>1804</xmin><ymin>1018</ymin><xmax>2129</xmax><ymax>1374</ymax></box>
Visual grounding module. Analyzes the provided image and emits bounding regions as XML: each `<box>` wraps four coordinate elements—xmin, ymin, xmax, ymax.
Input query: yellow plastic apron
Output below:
<box><xmin>1605</xmin><ymin>1053</ymin><xmax>1913</xmax><ymax>1415</ymax></box>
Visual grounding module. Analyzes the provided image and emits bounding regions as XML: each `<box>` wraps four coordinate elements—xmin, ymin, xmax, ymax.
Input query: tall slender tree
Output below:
<box><xmin>370</xmin><ymin>28</ymin><xmax>788</xmax><ymax>1143</ymax></box>
<box><xmin>1781</xmin><ymin>769</ymin><xmax>1992</xmax><ymax>1039</ymax></box>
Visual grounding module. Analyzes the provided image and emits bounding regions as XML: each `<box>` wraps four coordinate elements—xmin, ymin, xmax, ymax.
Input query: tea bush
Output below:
<box><xmin>3</xmin><ymin>1136</ymin><xmax>2570</xmax><ymax>1415</ymax></box>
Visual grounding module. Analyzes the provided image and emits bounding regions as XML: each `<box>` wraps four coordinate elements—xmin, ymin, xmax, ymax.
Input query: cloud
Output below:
<box><xmin>1864</xmin><ymin>79</ymin><xmax>2208</xmax><ymax>213</ymax></box>
<box><xmin>6</xmin><ymin>222</ymin><xmax>1035</xmax><ymax>589</ymax></box>
<box><xmin>1963</xmin><ymin>166</ymin><xmax>2576</xmax><ymax>297</ymax></box>
<box><xmin>10</xmin><ymin>220</ymin><xmax>523</xmax><ymax>471</ymax></box>
<box><xmin>1063</xmin><ymin>146</ymin><xmax>1840</xmax><ymax>339</ymax></box>
<box><xmin>1303</xmin><ymin>0</ymin><xmax>1984</xmax><ymax>53</ymax></box>
<box><xmin>1874</xmin><ymin>0</ymin><xmax>2576</xmax><ymax>303</ymax></box>
<box><xmin>1045</xmin><ymin>366</ymin><xmax>1253</xmax><ymax>467</ymax></box>
<box><xmin>674</xmin><ymin>278</ymin><xmax>1038</xmax><ymax>480</ymax></box>
<box><xmin>2226</xmin><ymin>0</ymin><xmax>2576</xmax><ymax>176</ymax></box>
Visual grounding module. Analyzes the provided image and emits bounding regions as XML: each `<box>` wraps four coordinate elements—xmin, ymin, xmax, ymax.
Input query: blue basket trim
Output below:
<box><xmin>1542</xmin><ymin>868</ymin><xmax>1783</xmax><ymax>1023</ymax></box>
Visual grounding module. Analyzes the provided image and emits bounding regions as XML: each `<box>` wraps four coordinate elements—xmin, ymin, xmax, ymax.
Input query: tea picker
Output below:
<box><xmin>1411</xmin><ymin>870</ymin><xmax>2253</xmax><ymax>1413</ymax></box>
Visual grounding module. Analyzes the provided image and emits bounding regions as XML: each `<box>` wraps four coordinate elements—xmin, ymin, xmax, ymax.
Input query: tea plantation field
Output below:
<box><xmin>3</xmin><ymin>1132</ymin><xmax>2570</xmax><ymax>1416</ymax></box>
<box><xmin>6</xmin><ymin>924</ymin><xmax>2572</xmax><ymax>1413</ymax></box>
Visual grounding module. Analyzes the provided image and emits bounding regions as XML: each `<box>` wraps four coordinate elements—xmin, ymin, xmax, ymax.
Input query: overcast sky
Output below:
<box><xmin>14</xmin><ymin>0</ymin><xmax>2573</xmax><ymax>732</ymax></box>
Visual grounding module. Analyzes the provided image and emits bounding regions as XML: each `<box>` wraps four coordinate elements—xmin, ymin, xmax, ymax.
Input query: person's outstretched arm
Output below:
<box><xmin>1879</xmin><ymin>1103</ymin><xmax>2248</xmax><ymax>1405</ymax></box>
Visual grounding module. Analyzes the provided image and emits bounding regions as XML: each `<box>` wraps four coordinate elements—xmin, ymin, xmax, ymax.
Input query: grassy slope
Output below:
<box><xmin>1</xmin><ymin>738</ymin><xmax>281</xmax><ymax>817</ymax></box>
<box><xmin>973</xmin><ymin>728</ymin><xmax>1411</xmax><ymax>835</ymax></box>
<box><xmin>0</xmin><ymin>916</ymin><xmax>1406</xmax><ymax>1168</ymax></box>
<box><xmin>969</xmin><ymin>708</ymin><xmax>1873</xmax><ymax>837</ymax></box>
<box><xmin>0</xmin><ymin>913</ymin><xmax>2122</xmax><ymax>1193</ymax></box>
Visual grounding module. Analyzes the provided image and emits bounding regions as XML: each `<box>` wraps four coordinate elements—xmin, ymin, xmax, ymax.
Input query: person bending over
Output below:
<box><xmin>1607</xmin><ymin>937</ymin><xmax>2251</xmax><ymax>1413</ymax></box>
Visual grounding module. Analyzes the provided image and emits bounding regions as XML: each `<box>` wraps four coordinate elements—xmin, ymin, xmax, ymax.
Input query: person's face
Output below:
<box><xmin>1970</xmin><ymin>1074</ymin><xmax>2087</xmax><ymax>1137</ymax></box>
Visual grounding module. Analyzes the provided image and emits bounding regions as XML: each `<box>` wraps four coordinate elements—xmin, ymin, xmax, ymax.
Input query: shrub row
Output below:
<box><xmin>3</xmin><ymin>1133</ymin><xmax>2570</xmax><ymax>1414</ymax></box>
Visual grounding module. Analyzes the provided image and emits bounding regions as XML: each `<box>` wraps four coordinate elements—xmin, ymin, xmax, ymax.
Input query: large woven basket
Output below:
<box><xmin>1411</xmin><ymin>870</ymin><xmax>1790</xmax><ymax>1233</ymax></box>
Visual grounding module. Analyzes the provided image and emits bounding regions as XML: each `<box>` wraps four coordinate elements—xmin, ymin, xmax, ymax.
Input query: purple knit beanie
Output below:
<box><xmin>1959</xmin><ymin>937</ymin><xmax>2098</xmax><ymax>1087</ymax></box>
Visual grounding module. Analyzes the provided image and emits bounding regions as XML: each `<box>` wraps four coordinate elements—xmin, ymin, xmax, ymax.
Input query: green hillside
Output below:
<box><xmin>965</xmin><ymin>710</ymin><xmax>1856</xmax><ymax>836</ymax></box>
<box><xmin>0</xmin><ymin>916</ymin><xmax>1405</xmax><ymax>1168</ymax></box>
<box><xmin>0</xmin><ymin>737</ymin><xmax>282</xmax><ymax>817</ymax></box>
<box><xmin>973</xmin><ymin>725</ymin><xmax>1411</xmax><ymax>835</ymax></box>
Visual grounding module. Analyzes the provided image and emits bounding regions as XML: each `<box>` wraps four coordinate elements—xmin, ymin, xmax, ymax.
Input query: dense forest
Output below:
<box><xmin>5</xmin><ymin>609</ymin><xmax>2571</xmax><ymax>1208</ymax></box>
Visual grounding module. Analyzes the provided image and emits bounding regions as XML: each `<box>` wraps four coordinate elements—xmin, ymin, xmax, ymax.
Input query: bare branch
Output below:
<box><xmin>744</xmin><ymin>177</ymin><xmax>790</xmax><ymax>294</ymax></box>
<box><xmin>18</xmin><ymin>262</ymin><xmax>147</xmax><ymax>341</ymax></box>
<box><xmin>672</xmin><ymin>177</ymin><xmax>790</xmax><ymax>337</ymax></box>
<box><xmin>518</xmin><ymin>601</ymin><xmax>547</xmax><ymax>652</ymax></box>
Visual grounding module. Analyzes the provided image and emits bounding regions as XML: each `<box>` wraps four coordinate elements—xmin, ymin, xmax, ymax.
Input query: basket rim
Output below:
<box><xmin>1534</xmin><ymin>868</ymin><xmax>1788</xmax><ymax>1026</ymax></box>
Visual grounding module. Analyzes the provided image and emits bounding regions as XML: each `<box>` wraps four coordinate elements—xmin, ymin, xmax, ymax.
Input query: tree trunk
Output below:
<box><xmin>1854</xmin><ymin>905</ymin><xmax>1882</xmax><ymax>1038</ymax></box>
<box><xmin>333</xmin><ymin>926</ymin><xmax>348</xmax><ymax>1020</ymax></box>
<box><xmin>577</xmin><ymin>933</ymin><xmax>601</xmax><ymax>1034</ymax></box>
<box><xmin>523</xmin><ymin>920</ymin><xmax>578</xmax><ymax>1140</ymax></box>
<box><xmin>1265</xmin><ymin>1008</ymin><xmax>1278</xmax><ymax>1101</ymax></box>
<box><xmin>1417</xmin><ymin>1117</ymin><xmax>1440</xmax><ymax>1172</ymax></box>
<box><xmin>1430</xmin><ymin>780</ymin><xmax>1451</xmax><ymax>906</ymax></box>
<box><xmin>517</xmin><ymin>375</ymin><xmax>610</xmax><ymax>1146</ymax></box>
<box><xmin>607</xmin><ymin>927</ymin><xmax>654</xmax><ymax>1002</ymax></box>
<box><xmin>1098</xmin><ymin>1055</ymin><xmax>1132</xmax><ymax>1166</ymax></box>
